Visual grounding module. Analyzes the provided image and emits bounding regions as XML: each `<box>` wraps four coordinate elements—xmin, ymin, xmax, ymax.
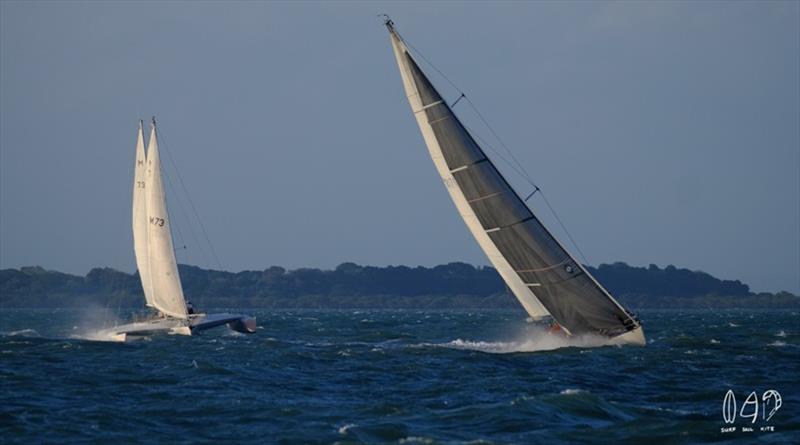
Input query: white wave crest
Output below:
<box><xmin>560</xmin><ymin>388</ymin><xmax>586</xmax><ymax>395</ymax></box>
<box><xmin>338</xmin><ymin>423</ymin><xmax>356</xmax><ymax>435</ymax></box>
<box><xmin>3</xmin><ymin>329</ymin><xmax>40</xmax><ymax>337</ymax></box>
<box><xmin>399</xmin><ymin>437</ymin><xmax>434</xmax><ymax>444</ymax></box>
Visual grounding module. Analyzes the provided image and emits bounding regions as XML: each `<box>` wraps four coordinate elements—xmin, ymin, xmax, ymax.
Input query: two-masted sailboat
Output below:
<box><xmin>384</xmin><ymin>19</ymin><xmax>645</xmax><ymax>346</ymax></box>
<box><xmin>100</xmin><ymin>119</ymin><xmax>256</xmax><ymax>341</ymax></box>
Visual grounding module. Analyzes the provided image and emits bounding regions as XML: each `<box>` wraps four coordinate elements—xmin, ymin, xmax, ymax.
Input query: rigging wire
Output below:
<box><xmin>461</xmin><ymin>123</ymin><xmax>592</xmax><ymax>267</ymax></box>
<box><xmin>401</xmin><ymin>34</ymin><xmax>593</xmax><ymax>267</ymax></box>
<box><xmin>158</xmin><ymin>152</ymin><xmax>194</xmax><ymax>262</ymax></box>
<box><xmin>157</xmin><ymin>128</ymin><xmax>224</xmax><ymax>272</ymax></box>
<box><xmin>402</xmin><ymin>36</ymin><xmax>535</xmax><ymax>184</ymax></box>
<box><xmin>148</xmin><ymin>121</ymin><xmax>208</xmax><ymax>268</ymax></box>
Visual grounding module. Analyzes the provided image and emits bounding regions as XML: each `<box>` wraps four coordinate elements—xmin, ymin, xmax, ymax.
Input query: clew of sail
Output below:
<box><xmin>143</xmin><ymin>121</ymin><xmax>188</xmax><ymax>320</ymax></box>
<box><xmin>385</xmin><ymin>21</ymin><xmax>643</xmax><ymax>341</ymax></box>
<box><xmin>132</xmin><ymin>121</ymin><xmax>156</xmax><ymax>308</ymax></box>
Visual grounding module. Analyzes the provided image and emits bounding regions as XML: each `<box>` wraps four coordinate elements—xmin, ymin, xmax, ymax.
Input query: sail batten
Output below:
<box><xmin>387</xmin><ymin>23</ymin><xmax>643</xmax><ymax>338</ymax></box>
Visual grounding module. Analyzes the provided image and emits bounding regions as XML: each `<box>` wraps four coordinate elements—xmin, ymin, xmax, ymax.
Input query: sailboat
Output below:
<box><xmin>384</xmin><ymin>19</ymin><xmax>645</xmax><ymax>346</ymax></box>
<box><xmin>99</xmin><ymin>119</ymin><xmax>256</xmax><ymax>342</ymax></box>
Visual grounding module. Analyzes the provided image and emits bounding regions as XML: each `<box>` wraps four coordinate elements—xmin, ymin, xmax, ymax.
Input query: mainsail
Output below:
<box><xmin>132</xmin><ymin>121</ymin><xmax>155</xmax><ymax>308</ymax></box>
<box><xmin>139</xmin><ymin>120</ymin><xmax>188</xmax><ymax>320</ymax></box>
<box><xmin>385</xmin><ymin>21</ymin><xmax>643</xmax><ymax>341</ymax></box>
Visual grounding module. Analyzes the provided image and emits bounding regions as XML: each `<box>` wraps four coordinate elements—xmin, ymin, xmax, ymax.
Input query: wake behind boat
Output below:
<box><xmin>98</xmin><ymin>119</ymin><xmax>255</xmax><ymax>342</ymax></box>
<box><xmin>384</xmin><ymin>19</ymin><xmax>644</xmax><ymax>347</ymax></box>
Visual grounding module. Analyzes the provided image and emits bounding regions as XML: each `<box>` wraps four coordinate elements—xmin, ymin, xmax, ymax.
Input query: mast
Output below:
<box><xmin>385</xmin><ymin>19</ymin><xmax>642</xmax><ymax>340</ymax></box>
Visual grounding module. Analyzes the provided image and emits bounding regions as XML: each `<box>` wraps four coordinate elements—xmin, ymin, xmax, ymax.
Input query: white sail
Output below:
<box><xmin>132</xmin><ymin>121</ymin><xmax>155</xmax><ymax>308</ymax></box>
<box><xmin>144</xmin><ymin>121</ymin><xmax>188</xmax><ymax>319</ymax></box>
<box><xmin>387</xmin><ymin>27</ymin><xmax>550</xmax><ymax>319</ymax></box>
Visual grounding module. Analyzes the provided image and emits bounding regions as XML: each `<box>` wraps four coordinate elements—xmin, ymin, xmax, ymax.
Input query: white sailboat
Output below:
<box><xmin>384</xmin><ymin>19</ymin><xmax>645</xmax><ymax>346</ymax></box>
<box><xmin>100</xmin><ymin>119</ymin><xmax>256</xmax><ymax>342</ymax></box>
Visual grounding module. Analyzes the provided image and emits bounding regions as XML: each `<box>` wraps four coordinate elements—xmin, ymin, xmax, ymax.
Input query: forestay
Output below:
<box><xmin>386</xmin><ymin>22</ymin><xmax>640</xmax><ymax>338</ymax></box>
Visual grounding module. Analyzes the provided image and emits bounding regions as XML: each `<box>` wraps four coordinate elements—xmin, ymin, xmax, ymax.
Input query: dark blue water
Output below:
<box><xmin>1</xmin><ymin>309</ymin><xmax>798</xmax><ymax>444</ymax></box>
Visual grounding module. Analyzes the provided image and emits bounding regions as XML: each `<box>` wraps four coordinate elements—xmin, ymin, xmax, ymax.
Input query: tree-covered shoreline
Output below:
<box><xmin>0</xmin><ymin>262</ymin><xmax>796</xmax><ymax>309</ymax></box>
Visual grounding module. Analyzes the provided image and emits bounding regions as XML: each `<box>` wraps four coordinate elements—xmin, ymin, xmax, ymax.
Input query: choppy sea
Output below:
<box><xmin>1</xmin><ymin>309</ymin><xmax>798</xmax><ymax>444</ymax></box>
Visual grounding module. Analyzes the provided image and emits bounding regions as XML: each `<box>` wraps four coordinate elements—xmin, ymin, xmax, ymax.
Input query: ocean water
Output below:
<box><xmin>1</xmin><ymin>309</ymin><xmax>798</xmax><ymax>444</ymax></box>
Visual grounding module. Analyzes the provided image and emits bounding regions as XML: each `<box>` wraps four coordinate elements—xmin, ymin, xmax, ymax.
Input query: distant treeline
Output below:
<box><xmin>0</xmin><ymin>262</ymin><xmax>797</xmax><ymax>309</ymax></box>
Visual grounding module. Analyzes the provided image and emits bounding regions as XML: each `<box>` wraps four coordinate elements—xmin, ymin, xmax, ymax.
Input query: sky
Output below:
<box><xmin>1</xmin><ymin>1</ymin><xmax>798</xmax><ymax>294</ymax></box>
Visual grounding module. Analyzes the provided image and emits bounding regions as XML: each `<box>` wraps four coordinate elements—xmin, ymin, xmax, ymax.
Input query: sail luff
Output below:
<box><xmin>132</xmin><ymin>121</ymin><xmax>155</xmax><ymax>308</ymax></box>
<box><xmin>387</xmin><ymin>26</ymin><xmax>550</xmax><ymax>320</ymax></box>
<box><xmin>144</xmin><ymin>121</ymin><xmax>188</xmax><ymax>320</ymax></box>
<box><xmin>386</xmin><ymin>23</ymin><xmax>642</xmax><ymax>339</ymax></box>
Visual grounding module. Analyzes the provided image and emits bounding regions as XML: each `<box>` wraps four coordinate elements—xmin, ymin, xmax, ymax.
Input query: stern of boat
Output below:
<box><xmin>228</xmin><ymin>316</ymin><xmax>257</xmax><ymax>334</ymax></box>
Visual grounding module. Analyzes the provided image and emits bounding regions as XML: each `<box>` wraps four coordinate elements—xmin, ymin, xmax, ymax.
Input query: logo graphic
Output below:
<box><xmin>721</xmin><ymin>389</ymin><xmax>782</xmax><ymax>434</ymax></box>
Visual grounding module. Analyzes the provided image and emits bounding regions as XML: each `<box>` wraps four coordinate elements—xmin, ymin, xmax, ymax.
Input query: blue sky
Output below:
<box><xmin>1</xmin><ymin>1</ymin><xmax>798</xmax><ymax>293</ymax></box>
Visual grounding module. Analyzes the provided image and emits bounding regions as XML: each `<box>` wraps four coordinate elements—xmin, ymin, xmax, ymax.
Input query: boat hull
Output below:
<box><xmin>96</xmin><ymin>313</ymin><xmax>256</xmax><ymax>342</ymax></box>
<box><xmin>190</xmin><ymin>313</ymin><xmax>257</xmax><ymax>334</ymax></box>
<box><xmin>607</xmin><ymin>326</ymin><xmax>646</xmax><ymax>346</ymax></box>
<box><xmin>545</xmin><ymin>324</ymin><xmax>646</xmax><ymax>348</ymax></box>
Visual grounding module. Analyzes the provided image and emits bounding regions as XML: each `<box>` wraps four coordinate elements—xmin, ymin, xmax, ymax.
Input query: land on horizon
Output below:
<box><xmin>1</xmin><ymin>261</ymin><xmax>797</xmax><ymax>310</ymax></box>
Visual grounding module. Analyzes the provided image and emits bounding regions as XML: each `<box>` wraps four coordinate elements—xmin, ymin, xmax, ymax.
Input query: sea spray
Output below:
<box><xmin>69</xmin><ymin>303</ymin><xmax>124</xmax><ymax>341</ymax></box>
<box><xmin>431</xmin><ymin>324</ymin><xmax>611</xmax><ymax>353</ymax></box>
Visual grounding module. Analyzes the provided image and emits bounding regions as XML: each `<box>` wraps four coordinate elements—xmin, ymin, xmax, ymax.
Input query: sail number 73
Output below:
<box><xmin>149</xmin><ymin>217</ymin><xmax>165</xmax><ymax>227</ymax></box>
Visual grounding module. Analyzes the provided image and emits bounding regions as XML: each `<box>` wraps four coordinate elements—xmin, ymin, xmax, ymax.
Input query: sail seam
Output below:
<box><xmin>466</xmin><ymin>191</ymin><xmax>503</xmax><ymax>204</ymax></box>
<box><xmin>428</xmin><ymin>115</ymin><xmax>452</xmax><ymax>125</ymax></box>
<box><xmin>515</xmin><ymin>257</ymin><xmax>571</xmax><ymax>273</ymax></box>
<box><xmin>530</xmin><ymin>272</ymin><xmax>586</xmax><ymax>287</ymax></box>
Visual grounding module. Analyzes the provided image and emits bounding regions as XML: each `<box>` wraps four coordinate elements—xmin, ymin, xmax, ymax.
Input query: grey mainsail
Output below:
<box><xmin>386</xmin><ymin>20</ymin><xmax>642</xmax><ymax>341</ymax></box>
